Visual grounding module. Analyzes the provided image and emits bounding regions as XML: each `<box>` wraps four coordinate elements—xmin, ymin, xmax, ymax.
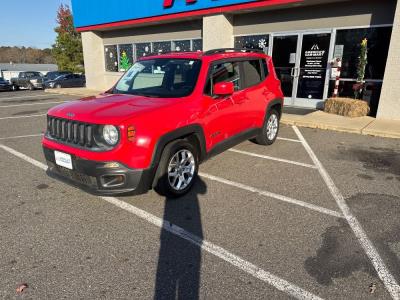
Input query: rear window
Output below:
<box><xmin>242</xmin><ymin>60</ymin><xmax>262</xmax><ymax>88</ymax></box>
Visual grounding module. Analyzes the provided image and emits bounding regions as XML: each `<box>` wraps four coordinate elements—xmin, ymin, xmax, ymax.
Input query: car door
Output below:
<box><xmin>240</xmin><ymin>59</ymin><xmax>267</xmax><ymax>128</ymax></box>
<box><xmin>201</xmin><ymin>60</ymin><xmax>246</xmax><ymax>149</ymax></box>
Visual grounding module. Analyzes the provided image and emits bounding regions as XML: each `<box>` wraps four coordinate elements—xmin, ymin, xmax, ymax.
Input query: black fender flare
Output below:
<box><xmin>149</xmin><ymin>124</ymin><xmax>207</xmax><ymax>187</ymax></box>
<box><xmin>266</xmin><ymin>98</ymin><xmax>284</xmax><ymax>120</ymax></box>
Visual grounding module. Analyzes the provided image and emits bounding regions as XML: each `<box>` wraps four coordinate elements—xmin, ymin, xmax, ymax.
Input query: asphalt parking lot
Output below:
<box><xmin>0</xmin><ymin>90</ymin><xmax>400</xmax><ymax>299</ymax></box>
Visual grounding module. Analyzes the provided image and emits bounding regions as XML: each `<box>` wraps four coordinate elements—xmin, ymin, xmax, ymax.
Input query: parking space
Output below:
<box><xmin>0</xmin><ymin>91</ymin><xmax>399</xmax><ymax>299</ymax></box>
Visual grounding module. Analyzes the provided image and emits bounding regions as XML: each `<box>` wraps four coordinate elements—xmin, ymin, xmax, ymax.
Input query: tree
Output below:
<box><xmin>52</xmin><ymin>4</ymin><xmax>84</xmax><ymax>72</ymax></box>
<box><xmin>119</xmin><ymin>51</ymin><xmax>132</xmax><ymax>71</ymax></box>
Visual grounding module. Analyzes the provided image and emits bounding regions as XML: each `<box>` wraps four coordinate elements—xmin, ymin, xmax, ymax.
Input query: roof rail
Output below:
<box><xmin>203</xmin><ymin>48</ymin><xmax>265</xmax><ymax>56</ymax></box>
<box><xmin>140</xmin><ymin>50</ymin><xmax>201</xmax><ymax>57</ymax></box>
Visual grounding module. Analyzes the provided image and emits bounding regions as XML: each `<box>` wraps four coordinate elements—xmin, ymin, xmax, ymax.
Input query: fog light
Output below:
<box><xmin>104</xmin><ymin>162</ymin><xmax>120</xmax><ymax>168</ymax></box>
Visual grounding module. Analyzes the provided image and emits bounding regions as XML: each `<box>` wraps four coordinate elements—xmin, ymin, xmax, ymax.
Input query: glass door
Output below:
<box><xmin>272</xmin><ymin>35</ymin><xmax>299</xmax><ymax>106</ymax></box>
<box><xmin>294</xmin><ymin>32</ymin><xmax>331</xmax><ymax>108</ymax></box>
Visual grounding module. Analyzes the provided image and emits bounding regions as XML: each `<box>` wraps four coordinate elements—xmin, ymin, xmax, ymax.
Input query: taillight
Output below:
<box><xmin>127</xmin><ymin>125</ymin><xmax>136</xmax><ymax>142</ymax></box>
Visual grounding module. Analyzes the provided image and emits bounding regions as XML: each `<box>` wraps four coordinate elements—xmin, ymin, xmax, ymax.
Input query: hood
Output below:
<box><xmin>47</xmin><ymin>93</ymin><xmax>182</xmax><ymax>124</ymax></box>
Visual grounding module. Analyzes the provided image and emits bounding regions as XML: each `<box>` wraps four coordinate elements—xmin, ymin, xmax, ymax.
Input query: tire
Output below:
<box><xmin>12</xmin><ymin>85</ymin><xmax>19</xmax><ymax>91</ymax></box>
<box><xmin>253</xmin><ymin>109</ymin><xmax>280</xmax><ymax>145</ymax></box>
<box><xmin>154</xmin><ymin>139</ymin><xmax>199</xmax><ymax>198</ymax></box>
<box><xmin>28</xmin><ymin>83</ymin><xmax>35</xmax><ymax>91</ymax></box>
<box><xmin>56</xmin><ymin>84</ymin><xmax>62</xmax><ymax>89</ymax></box>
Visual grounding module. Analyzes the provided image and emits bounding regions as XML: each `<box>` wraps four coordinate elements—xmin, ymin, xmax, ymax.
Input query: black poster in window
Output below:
<box><xmin>297</xmin><ymin>33</ymin><xmax>331</xmax><ymax>100</ymax></box>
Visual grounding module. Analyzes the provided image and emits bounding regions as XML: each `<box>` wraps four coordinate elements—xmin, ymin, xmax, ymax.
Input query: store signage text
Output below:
<box><xmin>164</xmin><ymin>0</ymin><xmax>198</xmax><ymax>8</ymax></box>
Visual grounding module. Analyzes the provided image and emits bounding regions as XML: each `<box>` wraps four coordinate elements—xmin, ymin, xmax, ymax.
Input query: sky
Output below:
<box><xmin>0</xmin><ymin>0</ymin><xmax>71</xmax><ymax>49</ymax></box>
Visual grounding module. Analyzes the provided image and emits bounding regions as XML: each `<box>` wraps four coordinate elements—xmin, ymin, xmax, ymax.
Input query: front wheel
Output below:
<box><xmin>12</xmin><ymin>85</ymin><xmax>19</xmax><ymax>91</ymax></box>
<box><xmin>253</xmin><ymin>109</ymin><xmax>280</xmax><ymax>145</ymax></box>
<box><xmin>154</xmin><ymin>140</ymin><xmax>198</xmax><ymax>198</ymax></box>
<box><xmin>28</xmin><ymin>84</ymin><xmax>35</xmax><ymax>91</ymax></box>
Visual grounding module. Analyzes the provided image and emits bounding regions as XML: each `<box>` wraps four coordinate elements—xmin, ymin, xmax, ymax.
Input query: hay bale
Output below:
<box><xmin>324</xmin><ymin>97</ymin><xmax>370</xmax><ymax>118</ymax></box>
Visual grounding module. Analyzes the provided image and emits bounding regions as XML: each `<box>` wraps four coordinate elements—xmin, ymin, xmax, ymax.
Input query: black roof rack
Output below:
<box><xmin>203</xmin><ymin>48</ymin><xmax>265</xmax><ymax>56</ymax></box>
<box><xmin>139</xmin><ymin>50</ymin><xmax>201</xmax><ymax>58</ymax></box>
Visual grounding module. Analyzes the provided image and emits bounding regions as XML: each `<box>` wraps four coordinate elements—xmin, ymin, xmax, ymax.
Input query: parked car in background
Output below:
<box><xmin>0</xmin><ymin>77</ymin><xmax>12</xmax><ymax>91</ymax></box>
<box><xmin>10</xmin><ymin>71</ymin><xmax>44</xmax><ymax>90</ymax></box>
<box><xmin>45</xmin><ymin>74</ymin><xmax>86</xmax><ymax>89</ymax></box>
<box><xmin>44</xmin><ymin>71</ymin><xmax>72</xmax><ymax>82</ymax></box>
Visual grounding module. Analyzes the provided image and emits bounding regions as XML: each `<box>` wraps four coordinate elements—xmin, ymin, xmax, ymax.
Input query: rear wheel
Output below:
<box><xmin>56</xmin><ymin>84</ymin><xmax>62</xmax><ymax>89</ymax></box>
<box><xmin>154</xmin><ymin>140</ymin><xmax>198</xmax><ymax>198</ymax></box>
<box><xmin>12</xmin><ymin>85</ymin><xmax>19</xmax><ymax>91</ymax></box>
<box><xmin>253</xmin><ymin>108</ymin><xmax>280</xmax><ymax>145</ymax></box>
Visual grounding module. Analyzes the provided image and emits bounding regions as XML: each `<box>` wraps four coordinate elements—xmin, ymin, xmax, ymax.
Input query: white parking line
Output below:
<box><xmin>293</xmin><ymin>126</ymin><xmax>400</xmax><ymax>300</ymax></box>
<box><xmin>229</xmin><ymin>149</ymin><xmax>317</xmax><ymax>169</ymax></box>
<box><xmin>0</xmin><ymin>143</ymin><xmax>324</xmax><ymax>300</ymax></box>
<box><xmin>0</xmin><ymin>134</ymin><xmax>43</xmax><ymax>140</ymax></box>
<box><xmin>0</xmin><ymin>114</ymin><xmax>46</xmax><ymax>120</ymax></box>
<box><xmin>200</xmin><ymin>172</ymin><xmax>343</xmax><ymax>219</ymax></box>
<box><xmin>277</xmin><ymin>137</ymin><xmax>302</xmax><ymax>143</ymax></box>
<box><xmin>0</xmin><ymin>94</ymin><xmax>54</xmax><ymax>101</ymax></box>
<box><xmin>0</xmin><ymin>101</ymin><xmax>69</xmax><ymax>108</ymax></box>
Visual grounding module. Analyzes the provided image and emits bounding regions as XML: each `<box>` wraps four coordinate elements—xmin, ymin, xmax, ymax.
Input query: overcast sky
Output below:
<box><xmin>0</xmin><ymin>0</ymin><xmax>71</xmax><ymax>49</ymax></box>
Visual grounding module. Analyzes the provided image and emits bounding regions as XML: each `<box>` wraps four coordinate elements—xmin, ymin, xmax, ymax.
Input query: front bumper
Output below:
<box><xmin>43</xmin><ymin>146</ymin><xmax>153</xmax><ymax>195</ymax></box>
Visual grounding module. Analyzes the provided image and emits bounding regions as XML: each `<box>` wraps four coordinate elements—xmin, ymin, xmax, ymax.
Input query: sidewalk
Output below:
<box><xmin>46</xmin><ymin>88</ymin><xmax>400</xmax><ymax>139</ymax></box>
<box><xmin>281</xmin><ymin>110</ymin><xmax>400</xmax><ymax>139</ymax></box>
<box><xmin>45</xmin><ymin>87</ymin><xmax>102</xmax><ymax>97</ymax></box>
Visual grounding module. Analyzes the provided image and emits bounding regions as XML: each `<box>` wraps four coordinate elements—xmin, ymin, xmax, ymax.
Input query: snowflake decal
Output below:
<box><xmin>258</xmin><ymin>39</ymin><xmax>267</xmax><ymax>49</ymax></box>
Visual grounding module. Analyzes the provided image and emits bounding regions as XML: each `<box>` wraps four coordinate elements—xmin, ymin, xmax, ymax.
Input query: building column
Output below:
<box><xmin>377</xmin><ymin>1</ymin><xmax>400</xmax><ymax>120</ymax></box>
<box><xmin>81</xmin><ymin>31</ymin><xmax>106</xmax><ymax>90</ymax></box>
<box><xmin>202</xmin><ymin>14</ymin><xmax>234</xmax><ymax>51</ymax></box>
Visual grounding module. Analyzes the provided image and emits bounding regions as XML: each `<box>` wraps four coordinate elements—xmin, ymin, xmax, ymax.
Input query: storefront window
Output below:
<box><xmin>328</xmin><ymin>80</ymin><xmax>383</xmax><ymax>116</ymax></box>
<box><xmin>135</xmin><ymin>43</ymin><xmax>151</xmax><ymax>60</ymax></box>
<box><xmin>192</xmin><ymin>39</ymin><xmax>202</xmax><ymax>52</ymax></box>
<box><xmin>104</xmin><ymin>45</ymin><xmax>118</xmax><ymax>72</ymax></box>
<box><xmin>335</xmin><ymin>27</ymin><xmax>392</xmax><ymax>80</ymax></box>
<box><xmin>234</xmin><ymin>35</ymin><xmax>269</xmax><ymax>53</ymax></box>
<box><xmin>153</xmin><ymin>41</ymin><xmax>172</xmax><ymax>54</ymax></box>
<box><xmin>118</xmin><ymin>44</ymin><xmax>133</xmax><ymax>72</ymax></box>
<box><xmin>172</xmin><ymin>40</ymin><xmax>191</xmax><ymax>52</ymax></box>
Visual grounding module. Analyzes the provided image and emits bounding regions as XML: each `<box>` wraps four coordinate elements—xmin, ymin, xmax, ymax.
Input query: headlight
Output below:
<box><xmin>102</xmin><ymin>125</ymin><xmax>119</xmax><ymax>145</ymax></box>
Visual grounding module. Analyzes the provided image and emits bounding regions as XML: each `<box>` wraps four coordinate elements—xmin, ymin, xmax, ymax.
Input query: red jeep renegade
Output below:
<box><xmin>42</xmin><ymin>48</ymin><xmax>283</xmax><ymax>197</ymax></box>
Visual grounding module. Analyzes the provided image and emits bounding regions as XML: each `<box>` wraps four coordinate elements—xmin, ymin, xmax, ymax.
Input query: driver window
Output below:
<box><xmin>204</xmin><ymin>61</ymin><xmax>241</xmax><ymax>96</ymax></box>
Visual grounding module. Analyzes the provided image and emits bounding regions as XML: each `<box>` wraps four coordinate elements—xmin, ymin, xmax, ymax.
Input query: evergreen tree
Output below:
<box><xmin>119</xmin><ymin>51</ymin><xmax>132</xmax><ymax>71</ymax></box>
<box><xmin>52</xmin><ymin>4</ymin><xmax>84</xmax><ymax>72</ymax></box>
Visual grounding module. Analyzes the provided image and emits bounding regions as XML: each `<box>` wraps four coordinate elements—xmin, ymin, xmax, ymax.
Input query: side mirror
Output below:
<box><xmin>214</xmin><ymin>82</ymin><xmax>234</xmax><ymax>96</ymax></box>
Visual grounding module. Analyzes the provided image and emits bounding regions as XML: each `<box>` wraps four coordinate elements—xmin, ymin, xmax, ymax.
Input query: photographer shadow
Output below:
<box><xmin>154</xmin><ymin>177</ymin><xmax>207</xmax><ymax>300</ymax></box>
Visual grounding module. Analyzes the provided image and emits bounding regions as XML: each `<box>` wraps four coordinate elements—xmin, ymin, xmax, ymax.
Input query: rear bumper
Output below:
<box><xmin>43</xmin><ymin>146</ymin><xmax>154</xmax><ymax>195</ymax></box>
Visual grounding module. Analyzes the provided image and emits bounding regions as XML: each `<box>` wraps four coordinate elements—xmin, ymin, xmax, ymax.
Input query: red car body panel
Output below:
<box><xmin>42</xmin><ymin>50</ymin><xmax>283</xmax><ymax>193</ymax></box>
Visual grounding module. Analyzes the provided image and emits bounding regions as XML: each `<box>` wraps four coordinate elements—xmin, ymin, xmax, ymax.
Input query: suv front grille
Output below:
<box><xmin>47</xmin><ymin>116</ymin><xmax>96</xmax><ymax>149</ymax></box>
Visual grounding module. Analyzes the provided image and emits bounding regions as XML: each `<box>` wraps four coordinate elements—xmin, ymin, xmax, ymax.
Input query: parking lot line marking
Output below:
<box><xmin>199</xmin><ymin>172</ymin><xmax>343</xmax><ymax>219</ymax></box>
<box><xmin>293</xmin><ymin>126</ymin><xmax>400</xmax><ymax>300</ymax></box>
<box><xmin>0</xmin><ymin>94</ymin><xmax>54</xmax><ymax>101</ymax></box>
<box><xmin>0</xmin><ymin>144</ymin><xmax>324</xmax><ymax>300</ymax></box>
<box><xmin>229</xmin><ymin>149</ymin><xmax>317</xmax><ymax>169</ymax></box>
<box><xmin>0</xmin><ymin>114</ymin><xmax>46</xmax><ymax>120</ymax></box>
<box><xmin>0</xmin><ymin>101</ymin><xmax>69</xmax><ymax>108</ymax></box>
<box><xmin>277</xmin><ymin>137</ymin><xmax>302</xmax><ymax>143</ymax></box>
<box><xmin>0</xmin><ymin>133</ymin><xmax>43</xmax><ymax>140</ymax></box>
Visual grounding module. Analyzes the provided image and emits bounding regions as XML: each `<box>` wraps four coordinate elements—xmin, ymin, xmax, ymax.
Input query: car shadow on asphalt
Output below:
<box><xmin>154</xmin><ymin>177</ymin><xmax>207</xmax><ymax>300</ymax></box>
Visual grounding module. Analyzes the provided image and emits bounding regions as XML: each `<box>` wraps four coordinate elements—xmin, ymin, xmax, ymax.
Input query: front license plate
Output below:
<box><xmin>54</xmin><ymin>151</ymin><xmax>73</xmax><ymax>170</ymax></box>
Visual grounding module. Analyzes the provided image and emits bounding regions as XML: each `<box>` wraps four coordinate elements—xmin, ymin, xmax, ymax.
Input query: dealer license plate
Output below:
<box><xmin>54</xmin><ymin>151</ymin><xmax>73</xmax><ymax>170</ymax></box>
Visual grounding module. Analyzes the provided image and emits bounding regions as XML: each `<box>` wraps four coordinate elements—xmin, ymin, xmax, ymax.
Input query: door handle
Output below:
<box><xmin>291</xmin><ymin>68</ymin><xmax>295</xmax><ymax>77</ymax></box>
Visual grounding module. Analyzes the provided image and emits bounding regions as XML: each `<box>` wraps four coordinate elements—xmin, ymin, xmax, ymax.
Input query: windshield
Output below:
<box><xmin>113</xmin><ymin>58</ymin><xmax>201</xmax><ymax>98</ymax></box>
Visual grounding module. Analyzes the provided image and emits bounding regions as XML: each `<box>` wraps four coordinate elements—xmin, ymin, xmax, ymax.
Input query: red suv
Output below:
<box><xmin>42</xmin><ymin>48</ymin><xmax>283</xmax><ymax>197</ymax></box>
